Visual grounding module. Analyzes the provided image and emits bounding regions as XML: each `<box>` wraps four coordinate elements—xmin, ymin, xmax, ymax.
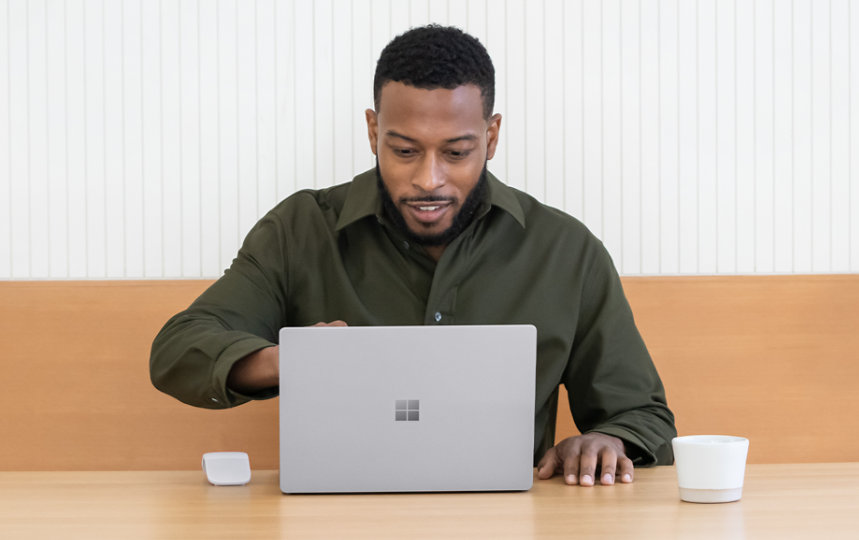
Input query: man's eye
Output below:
<box><xmin>448</xmin><ymin>150</ymin><xmax>471</xmax><ymax>159</ymax></box>
<box><xmin>394</xmin><ymin>148</ymin><xmax>416</xmax><ymax>157</ymax></box>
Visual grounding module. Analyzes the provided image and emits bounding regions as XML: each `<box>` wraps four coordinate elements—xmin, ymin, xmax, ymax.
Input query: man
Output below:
<box><xmin>151</xmin><ymin>25</ymin><xmax>676</xmax><ymax>487</ymax></box>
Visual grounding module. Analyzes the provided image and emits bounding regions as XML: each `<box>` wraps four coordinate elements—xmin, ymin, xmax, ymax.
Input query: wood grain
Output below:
<box><xmin>1</xmin><ymin>275</ymin><xmax>857</xmax><ymax>470</ymax></box>
<box><xmin>0</xmin><ymin>280</ymin><xmax>278</xmax><ymax>471</ymax></box>
<box><xmin>1</xmin><ymin>464</ymin><xmax>858</xmax><ymax>539</ymax></box>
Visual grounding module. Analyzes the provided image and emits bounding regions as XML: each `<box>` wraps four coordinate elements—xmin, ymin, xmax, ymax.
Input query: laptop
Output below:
<box><xmin>278</xmin><ymin>325</ymin><xmax>537</xmax><ymax>494</ymax></box>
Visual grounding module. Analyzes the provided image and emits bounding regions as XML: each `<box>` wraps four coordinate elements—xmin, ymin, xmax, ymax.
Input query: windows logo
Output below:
<box><xmin>395</xmin><ymin>400</ymin><xmax>420</xmax><ymax>421</ymax></box>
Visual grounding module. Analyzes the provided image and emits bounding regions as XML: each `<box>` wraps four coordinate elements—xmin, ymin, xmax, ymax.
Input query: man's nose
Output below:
<box><xmin>412</xmin><ymin>155</ymin><xmax>445</xmax><ymax>193</ymax></box>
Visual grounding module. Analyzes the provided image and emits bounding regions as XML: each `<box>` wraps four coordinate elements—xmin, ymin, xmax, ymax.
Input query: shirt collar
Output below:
<box><xmin>335</xmin><ymin>168</ymin><xmax>526</xmax><ymax>231</ymax></box>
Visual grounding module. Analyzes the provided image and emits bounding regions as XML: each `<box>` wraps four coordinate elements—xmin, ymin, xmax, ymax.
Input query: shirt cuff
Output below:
<box><xmin>586</xmin><ymin>426</ymin><xmax>656</xmax><ymax>466</ymax></box>
<box><xmin>209</xmin><ymin>336</ymin><xmax>278</xmax><ymax>407</ymax></box>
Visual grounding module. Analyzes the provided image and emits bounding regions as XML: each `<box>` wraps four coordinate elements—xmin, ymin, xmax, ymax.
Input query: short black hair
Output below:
<box><xmin>373</xmin><ymin>24</ymin><xmax>495</xmax><ymax>119</ymax></box>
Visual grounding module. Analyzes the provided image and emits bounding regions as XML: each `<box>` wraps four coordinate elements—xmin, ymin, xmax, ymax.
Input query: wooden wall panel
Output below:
<box><xmin>0</xmin><ymin>280</ymin><xmax>278</xmax><ymax>470</ymax></box>
<box><xmin>1</xmin><ymin>275</ymin><xmax>857</xmax><ymax>470</ymax></box>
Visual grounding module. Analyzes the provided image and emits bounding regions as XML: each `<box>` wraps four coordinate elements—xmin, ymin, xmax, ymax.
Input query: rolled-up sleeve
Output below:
<box><xmin>150</xmin><ymin>213</ymin><xmax>288</xmax><ymax>409</ymax></box>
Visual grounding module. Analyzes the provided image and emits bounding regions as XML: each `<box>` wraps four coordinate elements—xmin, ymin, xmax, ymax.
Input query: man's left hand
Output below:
<box><xmin>536</xmin><ymin>433</ymin><xmax>634</xmax><ymax>486</ymax></box>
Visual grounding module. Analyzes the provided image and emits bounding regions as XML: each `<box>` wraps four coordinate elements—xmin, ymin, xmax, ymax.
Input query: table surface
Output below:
<box><xmin>1</xmin><ymin>463</ymin><xmax>858</xmax><ymax>539</ymax></box>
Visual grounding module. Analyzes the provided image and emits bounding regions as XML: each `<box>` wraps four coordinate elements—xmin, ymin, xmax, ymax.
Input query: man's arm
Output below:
<box><xmin>149</xmin><ymin>214</ymin><xmax>288</xmax><ymax>408</ymax></box>
<box><xmin>226</xmin><ymin>346</ymin><xmax>280</xmax><ymax>395</ymax></box>
<box><xmin>537</xmin><ymin>244</ymin><xmax>676</xmax><ymax>485</ymax></box>
<box><xmin>225</xmin><ymin>321</ymin><xmax>347</xmax><ymax>395</ymax></box>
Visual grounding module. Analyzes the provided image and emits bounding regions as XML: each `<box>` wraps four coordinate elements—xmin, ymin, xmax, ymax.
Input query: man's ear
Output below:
<box><xmin>485</xmin><ymin>113</ymin><xmax>502</xmax><ymax>160</ymax></box>
<box><xmin>365</xmin><ymin>109</ymin><xmax>379</xmax><ymax>156</ymax></box>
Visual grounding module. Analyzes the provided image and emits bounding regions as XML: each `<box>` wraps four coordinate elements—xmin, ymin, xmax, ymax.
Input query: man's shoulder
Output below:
<box><xmin>486</xmin><ymin>177</ymin><xmax>611</xmax><ymax>273</ymax></box>
<box><xmin>273</xmin><ymin>181</ymin><xmax>352</xmax><ymax>215</ymax></box>
<box><xmin>491</xmin><ymin>182</ymin><xmax>620</xmax><ymax>288</ymax></box>
<box><xmin>496</xmin><ymin>180</ymin><xmax>594</xmax><ymax>239</ymax></box>
<box><xmin>266</xmin><ymin>170</ymin><xmax>376</xmax><ymax>227</ymax></box>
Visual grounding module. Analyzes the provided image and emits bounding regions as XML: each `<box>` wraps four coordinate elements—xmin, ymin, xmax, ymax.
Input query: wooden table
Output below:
<box><xmin>1</xmin><ymin>463</ymin><xmax>857</xmax><ymax>539</ymax></box>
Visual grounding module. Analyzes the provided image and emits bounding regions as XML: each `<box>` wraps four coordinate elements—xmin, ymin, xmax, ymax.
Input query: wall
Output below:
<box><xmin>1</xmin><ymin>0</ymin><xmax>857</xmax><ymax>279</ymax></box>
<box><xmin>3</xmin><ymin>275</ymin><xmax>858</xmax><ymax>469</ymax></box>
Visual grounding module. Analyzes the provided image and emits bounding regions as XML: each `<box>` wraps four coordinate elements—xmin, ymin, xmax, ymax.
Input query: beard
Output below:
<box><xmin>376</xmin><ymin>160</ymin><xmax>489</xmax><ymax>247</ymax></box>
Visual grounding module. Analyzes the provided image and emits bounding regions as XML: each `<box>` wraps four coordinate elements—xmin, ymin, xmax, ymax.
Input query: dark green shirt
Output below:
<box><xmin>150</xmin><ymin>169</ymin><xmax>676</xmax><ymax>465</ymax></box>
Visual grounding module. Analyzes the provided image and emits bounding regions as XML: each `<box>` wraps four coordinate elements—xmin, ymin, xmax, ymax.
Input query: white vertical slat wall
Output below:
<box><xmin>0</xmin><ymin>0</ymin><xmax>857</xmax><ymax>279</ymax></box>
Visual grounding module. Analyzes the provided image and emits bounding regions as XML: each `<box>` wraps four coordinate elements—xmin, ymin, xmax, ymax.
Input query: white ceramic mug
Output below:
<box><xmin>672</xmin><ymin>435</ymin><xmax>749</xmax><ymax>503</ymax></box>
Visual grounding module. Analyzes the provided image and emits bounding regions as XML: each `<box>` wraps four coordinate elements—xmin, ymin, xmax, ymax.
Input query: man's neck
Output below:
<box><xmin>424</xmin><ymin>245</ymin><xmax>445</xmax><ymax>262</ymax></box>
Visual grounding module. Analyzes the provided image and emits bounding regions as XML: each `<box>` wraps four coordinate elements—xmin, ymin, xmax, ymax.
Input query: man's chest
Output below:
<box><xmin>284</xmin><ymin>230</ymin><xmax>583</xmax><ymax>334</ymax></box>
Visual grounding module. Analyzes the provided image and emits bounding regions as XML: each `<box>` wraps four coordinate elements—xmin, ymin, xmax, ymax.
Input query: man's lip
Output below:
<box><xmin>405</xmin><ymin>201</ymin><xmax>452</xmax><ymax>210</ymax></box>
<box><xmin>403</xmin><ymin>201</ymin><xmax>452</xmax><ymax>224</ymax></box>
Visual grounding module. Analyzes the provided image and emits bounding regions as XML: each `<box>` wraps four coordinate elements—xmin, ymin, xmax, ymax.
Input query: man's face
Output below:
<box><xmin>366</xmin><ymin>82</ymin><xmax>502</xmax><ymax>244</ymax></box>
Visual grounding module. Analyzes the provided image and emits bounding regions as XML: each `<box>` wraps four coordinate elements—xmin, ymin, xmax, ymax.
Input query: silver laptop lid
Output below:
<box><xmin>279</xmin><ymin>325</ymin><xmax>536</xmax><ymax>494</ymax></box>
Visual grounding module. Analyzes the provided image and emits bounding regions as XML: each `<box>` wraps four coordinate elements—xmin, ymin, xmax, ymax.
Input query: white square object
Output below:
<box><xmin>202</xmin><ymin>452</ymin><xmax>252</xmax><ymax>486</ymax></box>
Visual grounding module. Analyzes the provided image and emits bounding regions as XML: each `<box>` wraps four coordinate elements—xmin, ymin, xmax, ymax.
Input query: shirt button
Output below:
<box><xmin>434</xmin><ymin>312</ymin><xmax>442</xmax><ymax>322</ymax></box>
<box><xmin>210</xmin><ymin>397</ymin><xmax>219</xmax><ymax>403</ymax></box>
<box><xmin>402</xmin><ymin>241</ymin><xmax>409</xmax><ymax>250</ymax></box>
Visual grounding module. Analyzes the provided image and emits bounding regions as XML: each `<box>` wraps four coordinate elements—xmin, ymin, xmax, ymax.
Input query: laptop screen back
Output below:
<box><xmin>279</xmin><ymin>325</ymin><xmax>536</xmax><ymax>493</ymax></box>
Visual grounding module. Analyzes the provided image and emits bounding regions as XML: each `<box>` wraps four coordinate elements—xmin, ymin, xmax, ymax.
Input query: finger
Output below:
<box><xmin>598</xmin><ymin>447</ymin><xmax>618</xmax><ymax>485</ymax></box>
<box><xmin>577</xmin><ymin>445</ymin><xmax>598</xmax><ymax>487</ymax></box>
<box><xmin>562</xmin><ymin>453</ymin><xmax>581</xmax><ymax>485</ymax></box>
<box><xmin>618</xmin><ymin>455</ymin><xmax>634</xmax><ymax>483</ymax></box>
<box><xmin>311</xmin><ymin>320</ymin><xmax>348</xmax><ymax>327</ymax></box>
<box><xmin>536</xmin><ymin>447</ymin><xmax>559</xmax><ymax>480</ymax></box>
<box><xmin>559</xmin><ymin>437</ymin><xmax>583</xmax><ymax>485</ymax></box>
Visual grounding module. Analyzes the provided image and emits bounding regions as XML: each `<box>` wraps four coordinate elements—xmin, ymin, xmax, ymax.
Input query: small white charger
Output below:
<box><xmin>201</xmin><ymin>452</ymin><xmax>252</xmax><ymax>486</ymax></box>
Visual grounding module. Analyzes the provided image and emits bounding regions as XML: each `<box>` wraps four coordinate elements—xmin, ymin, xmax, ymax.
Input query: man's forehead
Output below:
<box><xmin>375</xmin><ymin>81</ymin><xmax>486</xmax><ymax>135</ymax></box>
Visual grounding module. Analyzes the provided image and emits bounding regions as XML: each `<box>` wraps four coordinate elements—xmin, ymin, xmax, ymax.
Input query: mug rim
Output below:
<box><xmin>673</xmin><ymin>435</ymin><xmax>749</xmax><ymax>445</ymax></box>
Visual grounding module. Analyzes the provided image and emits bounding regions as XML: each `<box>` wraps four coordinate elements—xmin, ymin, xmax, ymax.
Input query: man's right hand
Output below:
<box><xmin>226</xmin><ymin>321</ymin><xmax>348</xmax><ymax>394</ymax></box>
